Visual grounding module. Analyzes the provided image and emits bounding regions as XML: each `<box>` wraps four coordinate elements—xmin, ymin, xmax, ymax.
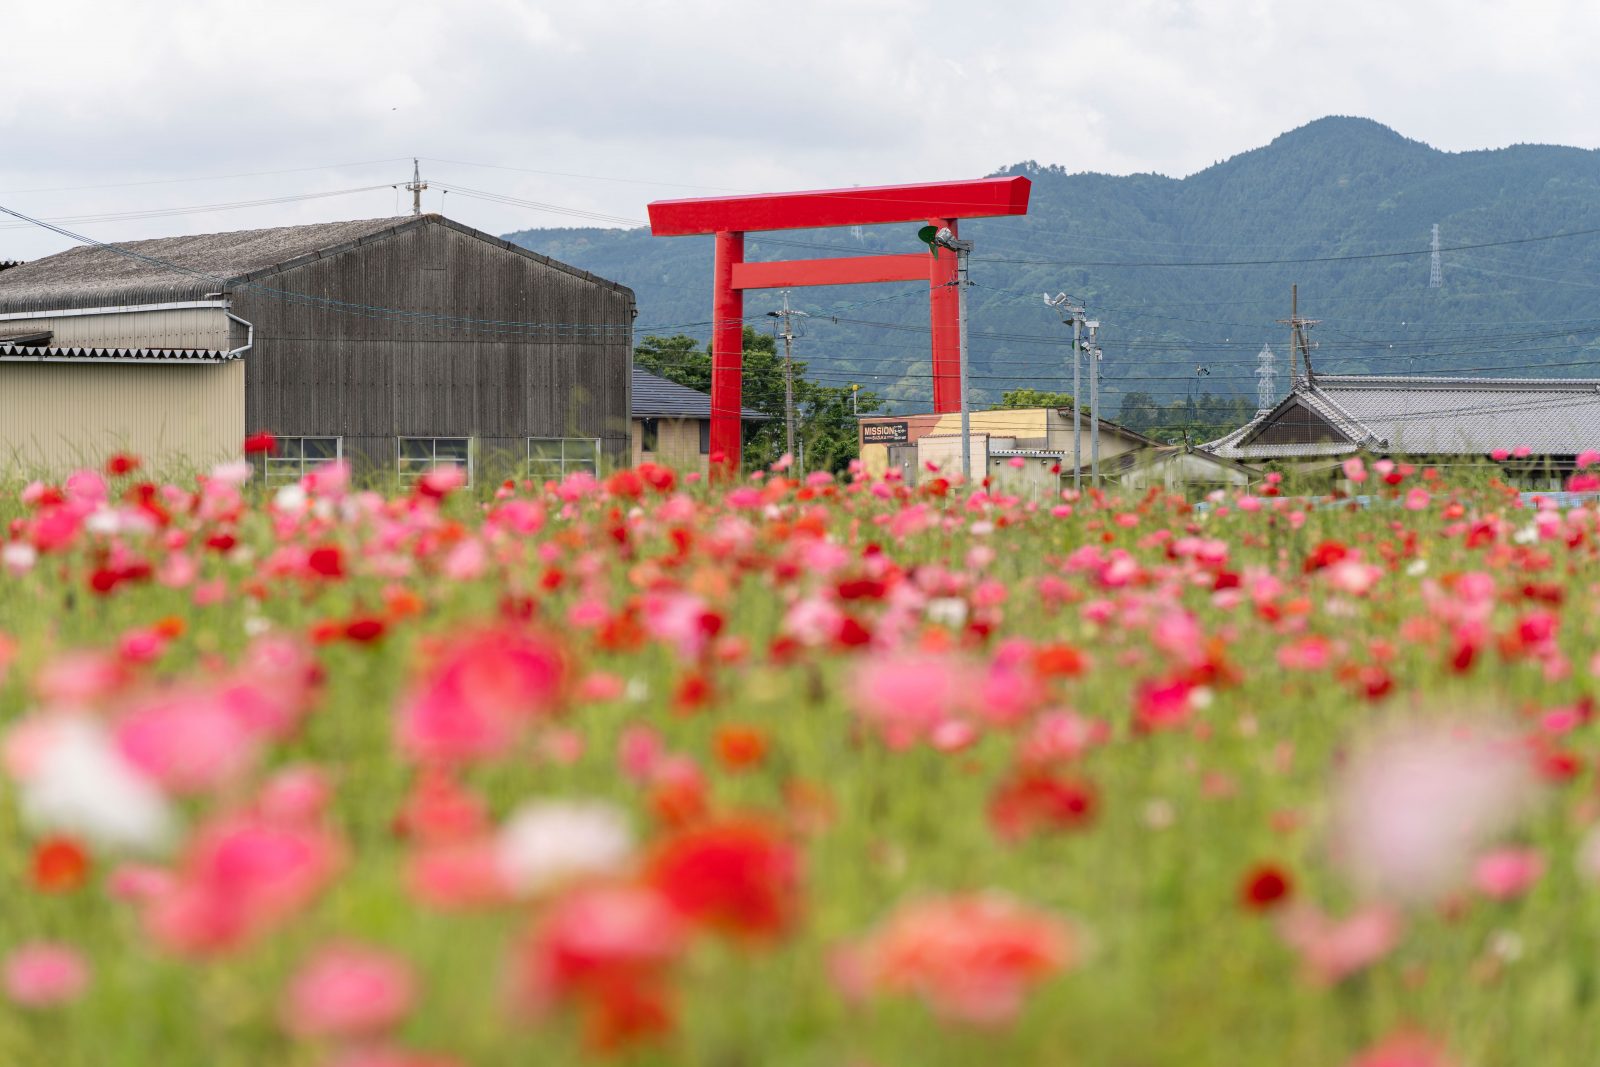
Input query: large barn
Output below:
<box><xmin>0</xmin><ymin>215</ymin><xmax>635</xmax><ymax>482</ymax></box>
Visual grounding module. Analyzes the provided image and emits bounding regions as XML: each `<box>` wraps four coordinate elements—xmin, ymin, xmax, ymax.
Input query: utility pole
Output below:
<box><xmin>1278</xmin><ymin>284</ymin><xmax>1320</xmax><ymax>387</ymax></box>
<box><xmin>765</xmin><ymin>294</ymin><xmax>806</xmax><ymax>461</ymax></box>
<box><xmin>1045</xmin><ymin>292</ymin><xmax>1086</xmax><ymax>491</ymax></box>
<box><xmin>931</xmin><ymin>227</ymin><xmax>974</xmax><ymax>481</ymax></box>
<box><xmin>405</xmin><ymin>158</ymin><xmax>428</xmax><ymax>217</ymax></box>
<box><xmin>1430</xmin><ymin>223</ymin><xmax>1442</xmax><ymax>288</ymax></box>
<box><xmin>1086</xmin><ymin>319</ymin><xmax>1102</xmax><ymax>487</ymax></box>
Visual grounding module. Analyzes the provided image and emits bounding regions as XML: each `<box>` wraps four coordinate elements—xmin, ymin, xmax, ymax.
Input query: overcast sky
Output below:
<box><xmin>3</xmin><ymin>0</ymin><xmax>1596</xmax><ymax>259</ymax></box>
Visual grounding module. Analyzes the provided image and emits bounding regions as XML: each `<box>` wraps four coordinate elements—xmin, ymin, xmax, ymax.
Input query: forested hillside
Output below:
<box><xmin>505</xmin><ymin>117</ymin><xmax>1600</xmax><ymax>435</ymax></box>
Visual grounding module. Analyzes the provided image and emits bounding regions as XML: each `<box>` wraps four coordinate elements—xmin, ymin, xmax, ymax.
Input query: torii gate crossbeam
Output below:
<box><xmin>647</xmin><ymin>176</ymin><xmax>1031</xmax><ymax>471</ymax></box>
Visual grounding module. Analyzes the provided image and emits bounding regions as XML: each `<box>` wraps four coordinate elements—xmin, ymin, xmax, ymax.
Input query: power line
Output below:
<box><xmin>0</xmin><ymin>158</ymin><xmax>411</xmax><ymax>196</ymax></box>
<box><xmin>0</xmin><ymin>185</ymin><xmax>397</xmax><ymax>232</ymax></box>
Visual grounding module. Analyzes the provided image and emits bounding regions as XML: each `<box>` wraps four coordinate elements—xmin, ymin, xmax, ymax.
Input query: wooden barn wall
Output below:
<box><xmin>234</xmin><ymin>221</ymin><xmax>633</xmax><ymax>473</ymax></box>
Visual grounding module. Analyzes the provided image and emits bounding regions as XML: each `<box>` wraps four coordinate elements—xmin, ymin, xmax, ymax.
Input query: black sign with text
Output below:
<box><xmin>861</xmin><ymin>421</ymin><xmax>910</xmax><ymax>444</ymax></box>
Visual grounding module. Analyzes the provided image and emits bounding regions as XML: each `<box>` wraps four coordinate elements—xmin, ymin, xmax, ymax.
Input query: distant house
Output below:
<box><xmin>0</xmin><ymin>215</ymin><xmax>634</xmax><ymax>481</ymax></box>
<box><xmin>858</xmin><ymin>406</ymin><xmax>1156</xmax><ymax>497</ymax></box>
<box><xmin>631</xmin><ymin>367</ymin><xmax>765</xmax><ymax>474</ymax></box>
<box><xmin>1204</xmin><ymin>374</ymin><xmax>1600</xmax><ymax>488</ymax></box>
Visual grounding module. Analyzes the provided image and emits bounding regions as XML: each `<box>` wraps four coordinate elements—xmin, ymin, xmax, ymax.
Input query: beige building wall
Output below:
<box><xmin>0</xmin><ymin>360</ymin><xmax>244</xmax><ymax>476</ymax></box>
<box><xmin>0</xmin><ymin>307</ymin><xmax>233</xmax><ymax>351</ymax></box>
<box><xmin>916</xmin><ymin>433</ymin><xmax>990</xmax><ymax>478</ymax></box>
<box><xmin>986</xmin><ymin>454</ymin><xmax>1065</xmax><ymax>501</ymax></box>
<box><xmin>632</xmin><ymin>417</ymin><xmax>708</xmax><ymax>475</ymax></box>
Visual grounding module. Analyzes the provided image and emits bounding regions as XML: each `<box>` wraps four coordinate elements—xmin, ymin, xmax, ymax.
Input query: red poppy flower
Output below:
<box><xmin>243</xmin><ymin>431</ymin><xmax>277</xmax><ymax>455</ymax></box>
<box><xmin>1239</xmin><ymin>863</ymin><xmax>1293</xmax><ymax>911</ymax></box>
<box><xmin>988</xmin><ymin>771</ymin><xmax>1098</xmax><ymax>841</ymax></box>
<box><xmin>714</xmin><ymin>726</ymin><xmax>768</xmax><ymax>771</ymax></box>
<box><xmin>344</xmin><ymin>616</ymin><xmax>387</xmax><ymax>643</ymax></box>
<box><xmin>646</xmin><ymin>820</ymin><xmax>800</xmax><ymax>941</ymax></box>
<box><xmin>31</xmin><ymin>837</ymin><xmax>90</xmax><ymax>893</ymax></box>
<box><xmin>105</xmin><ymin>453</ymin><xmax>141</xmax><ymax>477</ymax></box>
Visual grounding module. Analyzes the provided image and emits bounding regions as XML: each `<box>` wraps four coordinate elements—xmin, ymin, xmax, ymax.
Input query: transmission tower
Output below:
<box><xmin>1429</xmin><ymin>223</ymin><xmax>1442</xmax><ymax>288</ymax></box>
<box><xmin>1255</xmin><ymin>343</ymin><xmax>1278</xmax><ymax>413</ymax></box>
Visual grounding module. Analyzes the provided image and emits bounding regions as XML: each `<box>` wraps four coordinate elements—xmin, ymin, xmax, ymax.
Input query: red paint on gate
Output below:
<box><xmin>647</xmin><ymin>177</ymin><xmax>1031</xmax><ymax>473</ymax></box>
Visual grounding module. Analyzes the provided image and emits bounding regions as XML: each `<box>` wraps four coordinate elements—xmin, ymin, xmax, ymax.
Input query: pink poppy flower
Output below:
<box><xmin>144</xmin><ymin>815</ymin><xmax>342</xmax><ymax>955</ymax></box>
<box><xmin>1472</xmin><ymin>848</ymin><xmax>1544</xmax><ymax>900</ymax></box>
<box><xmin>1347</xmin><ymin>1030</ymin><xmax>1456</xmax><ymax>1067</ymax></box>
<box><xmin>281</xmin><ymin>943</ymin><xmax>416</xmax><ymax>1039</ymax></box>
<box><xmin>396</xmin><ymin>629</ymin><xmax>567</xmax><ymax>764</ymax></box>
<box><xmin>833</xmin><ymin>893</ymin><xmax>1077</xmax><ymax>1026</ymax></box>
<box><xmin>1275</xmin><ymin>903</ymin><xmax>1403</xmax><ymax>984</ymax></box>
<box><xmin>114</xmin><ymin>690</ymin><xmax>258</xmax><ymax>795</ymax></box>
<box><xmin>850</xmin><ymin>655</ymin><xmax>978</xmax><ymax>750</ymax></box>
<box><xmin>3</xmin><ymin>943</ymin><xmax>89</xmax><ymax>1008</ymax></box>
<box><xmin>324</xmin><ymin>1049</ymin><xmax>464</xmax><ymax>1067</ymax></box>
<box><xmin>1330</xmin><ymin>724</ymin><xmax>1535</xmax><ymax>902</ymax></box>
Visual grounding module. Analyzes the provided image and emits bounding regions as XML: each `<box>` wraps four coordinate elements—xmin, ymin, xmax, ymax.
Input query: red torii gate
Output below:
<box><xmin>646</xmin><ymin>176</ymin><xmax>1032</xmax><ymax>470</ymax></box>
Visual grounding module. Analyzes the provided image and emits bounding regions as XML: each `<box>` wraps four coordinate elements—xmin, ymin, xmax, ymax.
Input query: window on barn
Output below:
<box><xmin>699</xmin><ymin>419</ymin><xmax>710</xmax><ymax>454</ymax></box>
<box><xmin>527</xmin><ymin>438</ymin><xmax>601</xmax><ymax>481</ymax></box>
<box><xmin>640</xmin><ymin>418</ymin><xmax>659</xmax><ymax>453</ymax></box>
<box><xmin>398</xmin><ymin>437</ymin><xmax>472</xmax><ymax>487</ymax></box>
<box><xmin>263</xmin><ymin>437</ymin><xmax>342</xmax><ymax>484</ymax></box>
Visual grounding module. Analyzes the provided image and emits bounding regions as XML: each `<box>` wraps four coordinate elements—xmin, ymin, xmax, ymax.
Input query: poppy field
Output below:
<box><xmin>3</xmin><ymin>451</ymin><xmax>1600</xmax><ymax>1066</ymax></box>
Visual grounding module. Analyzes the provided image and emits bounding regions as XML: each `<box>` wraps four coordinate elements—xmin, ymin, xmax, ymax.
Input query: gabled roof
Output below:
<box><xmin>631</xmin><ymin>366</ymin><xmax>765</xmax><ymax>420</ymax></box>
<box><xmin>1096</xmin><ymin>445</ymin><xmax>1260</xmax><ymax>477</ymax></box>
<box><xmin>1203</xmin><ymin>374</ymin><xmax>1600</xmax><ymax>460</ymax></box>
<box><xmin>0</xmin><ymin>215</ymin><xmax>633</xmax><ymax>314</ymax></box>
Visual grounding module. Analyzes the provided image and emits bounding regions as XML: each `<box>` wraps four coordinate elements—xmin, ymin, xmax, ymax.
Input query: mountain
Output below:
<box><xmin>504</xmin><ymin>117</ymin><xmax>1600</xmax><ymax>428</ymax></box>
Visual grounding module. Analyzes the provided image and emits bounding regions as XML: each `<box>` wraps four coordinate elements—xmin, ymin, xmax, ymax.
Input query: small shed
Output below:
<box><xmin>630</xmin><ymin>367</ymin><xmax>765</xmax><ymax>474</ymax></box>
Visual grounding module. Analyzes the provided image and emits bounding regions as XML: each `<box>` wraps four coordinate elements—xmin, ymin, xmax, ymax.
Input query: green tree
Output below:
<box><xmin>998</xmin><ymin>388</ymin><xmax>1076</xmax><ymax>410</ymax></box>
<box><xmin>1118</xmin><ymin>391</ymin><xmax>1161</xmax><ymax>429</ymax></box>
<box><xmin>799</xmin><ymin>382</ymin><xmax>885</xmax><ymax>474</ymax></box>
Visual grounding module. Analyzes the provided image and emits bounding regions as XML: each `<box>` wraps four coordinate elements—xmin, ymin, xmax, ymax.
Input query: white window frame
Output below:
<box><xmin>263</xmin><ymin>436</ymin><xmax>342</xmax><ymax>484</ymax></box>
<box><xmin>398</xmin><ymin>436</ymin><xmax>473</xmax><ymax>488</ymax></box>
<box><xmin>527</xmin><ymin>437</ymin><xmax>601</xmax><ymax>480</ymax></box>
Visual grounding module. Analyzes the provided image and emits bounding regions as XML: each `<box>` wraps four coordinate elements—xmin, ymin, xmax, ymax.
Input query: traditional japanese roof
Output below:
<box><xmin>630</xmin><ymin>367</ymin><xmax>765</xmax><ymax>420</ymax></box>
<box><xmin>1203</xmin><ymin>375</ymin><xmax>1600</xmax><ymax>460</ymax></box>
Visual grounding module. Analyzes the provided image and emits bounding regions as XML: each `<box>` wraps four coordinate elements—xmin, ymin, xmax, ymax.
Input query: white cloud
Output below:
<box><xmin>1</xmin><ymin>0</ymin><xmax>1595</xmax><ymax>258</ymax></box>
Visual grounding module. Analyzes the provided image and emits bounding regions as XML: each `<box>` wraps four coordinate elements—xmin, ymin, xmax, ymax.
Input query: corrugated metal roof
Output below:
<box><xmin>0</xmin><ymin>216</ymin><xmax>634</xmax><ymax>314</ymax></box>
<box><xmin>631</xmin><ymin>366</ymin><xmax>764</xmax><ymax>419</ymax></box>
<box><xmin>1204</xmin><ymin>375</ymin><xmax>1600</xmax><ymax>459</ymax></box>
<box><xmin>0</xmin><ymin>219</ymin><xmax>407</xmax><ymax>312</ymax></box>
<box><xmin>0</xmin><ymin>343</ymin><xmax>234</xmax><ymax>363</ymax></box>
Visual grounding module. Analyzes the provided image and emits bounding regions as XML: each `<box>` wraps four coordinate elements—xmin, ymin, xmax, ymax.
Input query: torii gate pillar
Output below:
<box><xmin>649</xmin><ymin>177</ymin><xmax>1031</xmax><ymax>474</ymax></box>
